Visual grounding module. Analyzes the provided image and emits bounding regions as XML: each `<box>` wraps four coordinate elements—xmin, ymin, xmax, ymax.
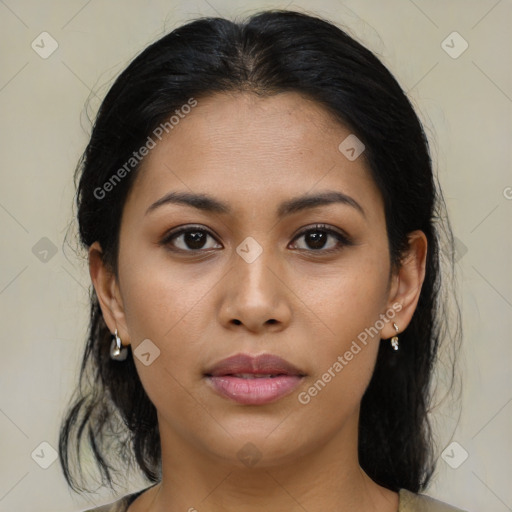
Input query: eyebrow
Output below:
<box><xmin>145</xmin><ymin>190</ymin><xmax>365</xmax><ymax>219</ymax></box>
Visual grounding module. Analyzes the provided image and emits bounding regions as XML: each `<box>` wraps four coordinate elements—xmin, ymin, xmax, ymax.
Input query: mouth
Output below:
<box><xmin>204</xmin><ymin>353</ymin><xmax>306</xmax><ymax>405</ymax></box>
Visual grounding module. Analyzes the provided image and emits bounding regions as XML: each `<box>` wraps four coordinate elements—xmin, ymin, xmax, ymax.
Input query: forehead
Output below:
<box><xmin>126</xmin><ymin>91</ymin><xmax>383</xmax><ymax>222</ymax></box>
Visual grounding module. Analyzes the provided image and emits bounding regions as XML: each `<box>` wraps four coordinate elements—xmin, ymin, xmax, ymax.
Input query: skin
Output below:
<box><xmin>89</xmin><ymin>91</ymin><xmax>427</xmax><ymax>512</ymax></box>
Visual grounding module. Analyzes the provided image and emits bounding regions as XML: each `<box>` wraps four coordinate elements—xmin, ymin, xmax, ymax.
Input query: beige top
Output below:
<box><xmin>82</xmin><ymin>486</ymin><xmax>467</xmax><ymax>512</ymax></box>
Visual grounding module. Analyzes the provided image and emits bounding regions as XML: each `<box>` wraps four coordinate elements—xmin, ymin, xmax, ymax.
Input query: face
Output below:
<box><xmin>91</xmin><ymin>91</ymin><xmax>424</xmax><ymax>469</ymax></box>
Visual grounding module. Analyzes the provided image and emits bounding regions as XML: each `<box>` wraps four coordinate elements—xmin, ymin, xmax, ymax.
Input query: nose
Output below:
<box><xmin>218</xmin><ymin>244</ymin><xmax>292</xmax><ymax>334</ymax></box>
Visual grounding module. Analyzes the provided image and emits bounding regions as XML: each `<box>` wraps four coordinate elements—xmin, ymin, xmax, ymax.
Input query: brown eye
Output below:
<box><xmin>161</xmin><ymin>226</ymin><xmax>222</xmax><ymax>252</ymax></box>
<box><xmin>290</xmin><ymin>224</ymin><xmax>351</xmax><ymax>253</ymax></box>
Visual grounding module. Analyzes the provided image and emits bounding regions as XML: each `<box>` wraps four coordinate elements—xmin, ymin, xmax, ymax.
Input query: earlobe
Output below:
<box><xmin>88</xmin><ymin>241</ymin><xmax>130</xmax><ymax>345</ymax></box>
<box><xmin>383</xmin><ymin>230</ymin><xmax>428</xmax><ymax>339</ymax></box>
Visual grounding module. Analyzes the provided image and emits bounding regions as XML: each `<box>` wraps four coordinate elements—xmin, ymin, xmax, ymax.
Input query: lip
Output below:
<box><xmin>204</xmin><ymin>353</ymin><xmax>306</xmax><ymax>405</ymax></box>
<box><xmin>205</xmin><ymin>353</ymin><xmax>306</xmax><ymax>377</ymax></box>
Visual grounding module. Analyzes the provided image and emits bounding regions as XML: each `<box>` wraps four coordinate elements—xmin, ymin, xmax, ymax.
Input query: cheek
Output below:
<box><xmin>297</xmin><ymin>345</ymin><xmax>378</xmax><ymax>432</ymax></box>
<box><xmin>118</xmin><ymin>242</ymin><xmax>216</xmax><ymax>343</ymax></box>
<box><xmin>292</xmin><ymin>252</ymin><xmax>389</xmax><ymax>403</ymax></box>
<box><xmin>294</xmin><ymin>249</ymin><xmax>390</xmax><ymax>342</ymax></box>
<box><xmin>118</xmin><ymin>261</ymin><xmax>213</xmax><ymax>418</ymax></box>
<box><xmin>117</xmin><ymin>250</ymin><xmax>228</xmax><ymax>405</ymax></box>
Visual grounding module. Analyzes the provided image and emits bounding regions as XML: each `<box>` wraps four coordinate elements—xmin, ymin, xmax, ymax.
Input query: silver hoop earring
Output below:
<box><xmin>390</xmin><ymin>322</ymin><xmax>400</xmax><ymax>351</ymax></box>
<box><xmin>110</xmin><ymin>329</ymin><xmax>128</xmax><ymax>361</ymax></box>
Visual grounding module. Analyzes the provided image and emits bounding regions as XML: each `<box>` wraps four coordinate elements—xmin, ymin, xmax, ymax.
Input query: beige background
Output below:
<box><xmin>0</xmin><ymin>1</ymin><xmax>511</xmax><ymax>511</ymax></box>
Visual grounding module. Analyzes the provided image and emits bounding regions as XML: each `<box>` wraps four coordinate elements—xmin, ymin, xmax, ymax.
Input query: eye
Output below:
<box><xmin>160</xmin><ymin>225</ymin><xmax>222</xmax><ymax>252</ymax></box>
<box><xmin>160</xmin><ymin>223</ymin><xmax>351</xmax><ymax>255</ymax></box>
<box><xmin>289</xmin><ymin>224</ymin><xmax>351</xmax><ymax>253</ymax></box>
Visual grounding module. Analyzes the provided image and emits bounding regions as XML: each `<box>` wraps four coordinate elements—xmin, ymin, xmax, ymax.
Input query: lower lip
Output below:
<box><xmin>206</xmin><ymin>375</ymin><xmax>304</xmax><ymax>405</ymax></box>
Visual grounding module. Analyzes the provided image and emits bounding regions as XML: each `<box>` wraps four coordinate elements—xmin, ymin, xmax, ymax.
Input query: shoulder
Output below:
<box><xmin>80</xmin><ymin>487</ymin><xmax>147</xmax><ymax>512</ymax></box>
<box><xmin>81</xmin><ymin>500</ymin><xmax>126</xmax><ymax>512</ymax></box>
<box><xmin>399</xmin><ymin>489</ymin><xmax>468</xmax><ymax>512</ymax></box>
<box><xmin>81</xmin><ymin>486</ymin><xmax>468</xmax><ymax>512</ymax></box>
<box><xmin>82</xmin><ymin>505</ymin><xmax>121</xmax><ymax>512</ymax></box>
<box><xmin>78</xmin><ymin>483</ymin><xmax>159</xmax><ymax>512</ymax></box>
<box><xmin>81</xmin><ymin>497</ymin><xmax>130</xmax><ymax>512</ymax></box>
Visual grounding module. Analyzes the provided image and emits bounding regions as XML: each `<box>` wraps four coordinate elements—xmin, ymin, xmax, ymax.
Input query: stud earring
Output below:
<box><xmin>110</xmin><ymin>328</ymin><xmax>128</xmax><ymax>361</ymax></box>
<box><xmin>390</xmin><ymin>323</ymin><xmax>399</xmax><ymax>351</ymax></box>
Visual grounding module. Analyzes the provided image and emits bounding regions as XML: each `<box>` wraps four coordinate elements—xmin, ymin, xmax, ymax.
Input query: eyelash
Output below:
<box><xmin>159</xmin><ymin>223</ymin><xmax>352</xmax><ymax>255</ymax></box>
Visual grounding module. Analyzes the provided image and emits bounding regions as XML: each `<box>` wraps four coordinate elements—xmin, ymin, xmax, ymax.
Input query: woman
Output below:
<box><xmin>59</xmin><ymin>9</ymin><xmax>466</xmax><ymax>512</ymax></box>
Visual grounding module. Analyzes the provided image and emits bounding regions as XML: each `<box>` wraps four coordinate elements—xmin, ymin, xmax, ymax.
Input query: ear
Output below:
<box><xmin>88</xmin><ymin>241</ymin><xmax>130</xmax><ymax>346</ymax></box>
<box><xmin>382</xmin><ymin>230</ymin><xmax>428</xmax><ymax>339</ymax></box>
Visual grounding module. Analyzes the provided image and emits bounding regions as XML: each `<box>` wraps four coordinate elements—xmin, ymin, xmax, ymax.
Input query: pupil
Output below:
<box><xmin>307</xmin><ymin>231</ymin><xmax>326</xmax><ymax>249</ymax></box>
<box><xmin>186</xmin><ymin>231</ymin><xmax>206</xmax><ymax>249</ymax></box>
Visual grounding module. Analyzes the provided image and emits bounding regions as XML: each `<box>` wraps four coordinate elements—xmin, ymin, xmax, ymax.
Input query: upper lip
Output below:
<box><xmin>205</xmin><ymin>353</ymin><xmax>306</xmax><ymax>377</ymax></box>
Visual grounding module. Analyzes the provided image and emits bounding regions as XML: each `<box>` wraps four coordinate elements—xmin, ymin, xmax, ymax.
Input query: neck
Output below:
<box><xmin>148</xmin><ymin>412</ymin><xmax>398</xmax><ymax>512</ymax></box>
